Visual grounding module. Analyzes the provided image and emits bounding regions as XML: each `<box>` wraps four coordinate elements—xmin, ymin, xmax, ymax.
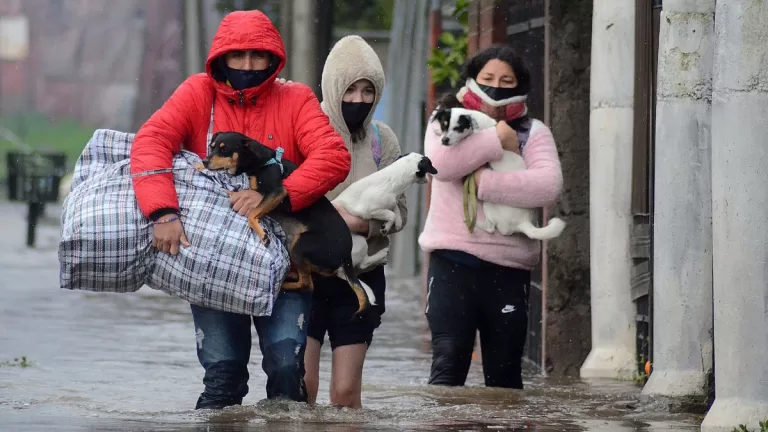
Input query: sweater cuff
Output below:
<box><xmin>149</xmin><ymin>208</ymin><xmax>178</xmax><ymax>222</ymax></box>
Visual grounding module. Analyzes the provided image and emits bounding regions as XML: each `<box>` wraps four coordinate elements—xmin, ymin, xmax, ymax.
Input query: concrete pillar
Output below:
<box><xmin>279</xmin><ymin>0</ymin><xmax>293</xmax><ymax>79</ymax></box>
<box><xmin>183</xmin><ymin>0</ymin><xmax>204</xmax><ymax>75</ymax></box>
<box><xmin>702</xmin><ymin>0</ymin><xmax>768</xmax><ymax>430</ymax></box>
<box><xmin>641</xmin><ymin>0</ymin><xmax>715</xmax><ymax>397</ymax></box>
<box><xmin>580</xmin><ymin>0</ymin><xmax>637</xmax><ymax>380</ymax></box>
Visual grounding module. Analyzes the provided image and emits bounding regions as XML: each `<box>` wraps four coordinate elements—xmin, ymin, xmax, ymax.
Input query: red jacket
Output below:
<box><xmin>130</xmin><ymin>10</ymin><xmax>350</xmax><ymax>219</ymax></box>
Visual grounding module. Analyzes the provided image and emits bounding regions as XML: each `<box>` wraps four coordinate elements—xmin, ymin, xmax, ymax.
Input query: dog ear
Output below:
<box><xmin>456</xmin><ymin>114</ymin><xmax>473</xmax><ymax>132</ymax></box>
<box><xmin>433</xmin><ymin>108</ymin><xmax>448</xmax><ymax>127</ymax></box>
<box><xmin>243</xmin><ymin>137</ymin><xmax>274</xmax><ymax>163</ymax></box>
<box><xmin>210</xmin><ymin>132</ymin><xmax>220</xmax><ymax>144</ymax></box>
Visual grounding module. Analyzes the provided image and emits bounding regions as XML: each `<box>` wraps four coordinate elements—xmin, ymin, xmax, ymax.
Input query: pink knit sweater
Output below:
<box><xmin>418</xmin><ymin>119</ymin><xmax>563</xmax><ymax>270</ymax></box>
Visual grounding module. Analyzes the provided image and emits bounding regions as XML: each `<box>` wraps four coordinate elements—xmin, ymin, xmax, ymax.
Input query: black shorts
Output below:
<box><xmin>306</xmin><ymin>265</ymin><xmax>386</xmax><ymax>350</ymax></box>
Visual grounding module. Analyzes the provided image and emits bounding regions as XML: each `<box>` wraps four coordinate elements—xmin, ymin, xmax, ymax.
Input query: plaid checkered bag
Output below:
<box><xmin>58</xmin><ymin>128</ymin><xmax>290</xmax><ymax>317</ymax></box>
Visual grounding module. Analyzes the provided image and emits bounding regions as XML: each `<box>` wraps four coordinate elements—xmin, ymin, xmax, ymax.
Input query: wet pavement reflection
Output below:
<box><xmin>0</xmin><ymin>202</ymin><xmax>702</xmax><ymax>431</ymax></box>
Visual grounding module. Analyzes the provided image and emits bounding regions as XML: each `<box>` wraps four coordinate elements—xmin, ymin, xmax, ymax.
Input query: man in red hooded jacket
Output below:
<box><xmin>130</xmin><ymin>11</ymin><xmax>350</xmax><ymax>409</ymax></box>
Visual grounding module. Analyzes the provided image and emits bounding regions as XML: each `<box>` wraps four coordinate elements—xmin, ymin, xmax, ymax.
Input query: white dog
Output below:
<box><xmin>433</xmin><ymin>106</ymin><xmax>565</xmax><ymax>240</ymax></box>
<box><xmin>333</xmin><ymin>152</ymin><xmax>438</xmax><ymax>269</ymax></box>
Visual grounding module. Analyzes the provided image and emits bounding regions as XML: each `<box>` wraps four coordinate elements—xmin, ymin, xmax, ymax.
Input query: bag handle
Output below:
<box><xmin>370</xmin><ymin>121</ymin><xmax>382</xmax><ymax>168</ymax></box>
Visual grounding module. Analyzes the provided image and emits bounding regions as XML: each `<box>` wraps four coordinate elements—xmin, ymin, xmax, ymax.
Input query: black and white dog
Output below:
<box><xmin>333</xmin><ymin>152</ymin><xmax>437</xmax><ymax>270</ymax></box>
<box><xmin>433</xmin><ymin>106</ymin><xmax>565</xmax><ymax>240</ymax></box>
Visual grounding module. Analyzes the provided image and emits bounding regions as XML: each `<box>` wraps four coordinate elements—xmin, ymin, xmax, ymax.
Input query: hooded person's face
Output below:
<box><xmin>222</xmin><ymin>49</ymin><xmax>274</xmax><ymax>90</ymax></box>
<box><xmin>225</xmin><ymin>50</ymin><xmax>271</xmax><ymax>70</ymax></box>
<box><xmin>341</xmin><ymin>79</ymin><xmax>375</xmax><ymax>132</ymax></box>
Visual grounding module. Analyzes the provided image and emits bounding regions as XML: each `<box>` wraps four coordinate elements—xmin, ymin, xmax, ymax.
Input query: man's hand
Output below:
<box><xmin>275</xmin><ymin>77</ymin><xmax>294</xmax><ymax>84</ymax></box>
<box><xmin>227</xmin><ymin>190</ymin><xmax>264</xmax><ymax>217</ymax></box>
<box><xmin>333</xmin><ymin>203</ymin><xmax>369</xmax><ymax>234</ymax></box>
<box><xmin>152</xmin><ymin>215</ymin><xmax>191</xmax><ymax>256</ymax></box>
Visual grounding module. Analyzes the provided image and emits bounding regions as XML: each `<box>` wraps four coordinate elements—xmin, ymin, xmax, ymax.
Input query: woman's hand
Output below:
<box><xmin>275</xmin><ymin>77</ymin><xmax>293</xmax><ymax>84</ymax></box>
<box><xmin>228</xmin><ymin>190</ymin><xmax>264</xmax><ymax>216</ymax></box>
<box><xmin>496</xmin><ymin>121</ymin><xmax>520</xmax><ymax>153</ymax></box>
<box><xmin>473</xmin><ymin>167</ymin><xmax>487</xmax><ymax>188</ymax></box>
<box><xmin>152</xmin><ymin>215</ymin><xmax>191</xmax><ymax>256</ymax></box>
<box><xmin>333</xmin><ymin>203</ymin><xmax>369</xmax><ymax>234</ymax></box>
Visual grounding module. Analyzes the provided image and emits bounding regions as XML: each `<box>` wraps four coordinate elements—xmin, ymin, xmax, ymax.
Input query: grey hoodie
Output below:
<box><xmin>320</xmin><ymin>35</ymin><xmax>407</xmax><ymax>267</ymax></box>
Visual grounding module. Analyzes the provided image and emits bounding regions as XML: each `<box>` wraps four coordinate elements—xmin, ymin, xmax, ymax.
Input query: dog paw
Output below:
<box><xmin>194</xmin><ymin>162</ymin><xmax>205</xmax><ymax>171</ymax></box>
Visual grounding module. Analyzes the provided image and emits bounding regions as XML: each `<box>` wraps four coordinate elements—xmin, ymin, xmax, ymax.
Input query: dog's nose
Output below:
<box><xmin>201</xmin><ymin>158</ymin><xmax>209</xmax><ymax>167</ymax></box>
<box><xmin>441</xmin><ymin>137</ymin><xmax>449</xmax><ymax>145</ymax></box>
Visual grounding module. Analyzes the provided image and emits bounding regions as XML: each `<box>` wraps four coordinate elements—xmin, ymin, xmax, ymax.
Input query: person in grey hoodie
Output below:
<box><xmin>304</xmin><ymin>35</ymin><xmax>407</xmax><ymax>408</ymax></box>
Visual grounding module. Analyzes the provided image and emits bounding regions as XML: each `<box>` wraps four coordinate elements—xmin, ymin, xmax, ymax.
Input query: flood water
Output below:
<box><xmin>0</xmin><ymin>201</ymin><xmax>702</xmax><ymax>431</ymax></box>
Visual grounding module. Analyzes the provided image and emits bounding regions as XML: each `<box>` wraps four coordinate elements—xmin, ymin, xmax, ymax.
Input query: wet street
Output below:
<box><xmin>0</xmin><ymin>201</ymin><xmax>703</xmax><ymax>431</ymax></box>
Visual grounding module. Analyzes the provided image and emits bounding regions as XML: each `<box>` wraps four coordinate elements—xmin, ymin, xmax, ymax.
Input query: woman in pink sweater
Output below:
<box><xmin>419</xmin><ymin>45</ymin><xmax>563</xmax><ymax>389</ymax></box>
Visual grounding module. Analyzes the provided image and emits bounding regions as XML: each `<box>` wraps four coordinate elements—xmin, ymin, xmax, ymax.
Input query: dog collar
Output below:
<box><xmin>262</xmin><ymin>147</ymin><xmax>285</xmax><ymax>174</ymax></box>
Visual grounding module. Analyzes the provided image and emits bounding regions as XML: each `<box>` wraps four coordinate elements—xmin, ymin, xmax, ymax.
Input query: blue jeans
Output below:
<box><xmin>190</xmin><ymin>291</ymin><xmax>312</xmax><ymax>409</ymax></box>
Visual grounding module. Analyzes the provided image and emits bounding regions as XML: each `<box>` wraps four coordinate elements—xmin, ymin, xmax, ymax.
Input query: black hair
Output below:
<box><xmin>460</xmin><ymin>44</ymin><xmax>530</xmax><ymax>94</ymax></box>
<box><xmin>349</xmin><ymin>124</ymin><xmax>367</xmax><ymax>143</ymax></box>
<box><xmin>435</xmin><ymin>44</ymin><xmax>531</xmax><ymax>109</ymax></box>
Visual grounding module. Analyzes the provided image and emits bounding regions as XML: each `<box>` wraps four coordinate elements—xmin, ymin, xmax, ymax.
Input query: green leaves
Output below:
<box><xmin>439</xmin><ymin>32</ymin><xmax>456</xmax><ymax>46</ymax></box>
<box><xmin>427</xmin><ymin>0</ymin><xmax>470</xmax><ymax>88</ymax></box>
<box><xmin>454</xmin><ymin>0</ymin><xmax>469</xmax><ymax>26</ymax></box>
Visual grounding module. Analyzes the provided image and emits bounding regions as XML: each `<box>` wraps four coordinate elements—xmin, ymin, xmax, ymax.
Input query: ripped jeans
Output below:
<box><xmin>190</xmin><ymin>291</ymin><xmax>312</xmax><ymax>409</ymax></box>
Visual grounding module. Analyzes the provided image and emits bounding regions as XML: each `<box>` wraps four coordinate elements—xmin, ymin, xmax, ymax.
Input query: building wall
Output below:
<box><xmin>468</xmin><ymin>0</ymin><xmax>592</xmax><ymax>376</ymax></box>
<box><xmin>0</xmin><ymin>0</ymin><xmax>184</xmax><ymax>132</ymax></box>
<box><xmin>543</xmin><ymin>0</ymin><xmax>592</xmax><ymax>377</ymax></box>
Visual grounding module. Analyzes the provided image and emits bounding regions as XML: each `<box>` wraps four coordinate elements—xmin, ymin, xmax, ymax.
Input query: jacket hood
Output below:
<box><xmin>206</xmin><ymin>10</ymin><xmax>286</xmax><ymax>102</ymax></box>
<box><xmin>321</xmin><ymin>35</ymin><xmax>385</xmax><ymax>137</ymax></box>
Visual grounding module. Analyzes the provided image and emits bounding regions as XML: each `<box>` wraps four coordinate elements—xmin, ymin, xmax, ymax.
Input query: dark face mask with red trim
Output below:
<box><xmin>461</xmin><ymin>82</ymin><xmax>528</xmax><ymax>123</ymax></box>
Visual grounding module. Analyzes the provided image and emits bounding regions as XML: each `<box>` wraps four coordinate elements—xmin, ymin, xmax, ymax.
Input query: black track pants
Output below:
<box><xmin>425</xmin><ymin>250</ymin><xmax>530</xmax><ymax>389</ymax></box>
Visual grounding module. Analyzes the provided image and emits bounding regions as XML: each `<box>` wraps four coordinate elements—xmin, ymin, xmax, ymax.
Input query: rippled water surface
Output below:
<box><xmin>0</xmin><ymin>202</ymin><xmax>701</xmax><ymax>431</ymax></box>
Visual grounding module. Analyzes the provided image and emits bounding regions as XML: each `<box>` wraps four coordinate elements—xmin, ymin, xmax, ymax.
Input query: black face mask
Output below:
<box><xmin>477</xmin><ymin>83</ymin><xmax>527</xmax><ymax>101</ymax></box>
<box><xmin>224</xmin><ymin>65</ymin><xmax>275</xmax><ymax>91</ymax></box>
<box><xmin>341</xmin><ymin>102</ymin><xmax>373</xmax><ymax>131</ymax></box>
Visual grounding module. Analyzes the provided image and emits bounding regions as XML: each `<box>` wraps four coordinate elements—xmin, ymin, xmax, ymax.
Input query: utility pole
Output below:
<box><xmin>313</xmin><ymin>0</ymin><xmax>334</xmax><ymax>97</ymax></box>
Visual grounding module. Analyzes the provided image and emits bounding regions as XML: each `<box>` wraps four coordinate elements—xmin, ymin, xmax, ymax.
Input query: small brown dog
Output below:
<box><xmin>199</xmin><ymin>131</ymin><xmax>375</xmax><ymax>314</ymax></box>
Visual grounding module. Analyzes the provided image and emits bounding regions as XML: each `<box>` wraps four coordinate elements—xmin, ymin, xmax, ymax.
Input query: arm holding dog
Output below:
<box><xmin>283</xmin><ymin>85</ymin><xmax>351</xmax><ymax>211</ymax></box>
<box><xmin>424</xmin><ymin>120</ymin><xmax>504</xmax><ymax>182</ymax></box>
<box><xmin>334</xmin><ymin>204</ymin><xmax>369</xmax><ymax>234</ymax></box>
<box><xmin>130</xmin><ymin>76</ymin><xmax>203</xmax><ymax>255</ymax></box>
<box><xmin>476</xmin><ymin>123</ymin><xmax>563</xmax><ymax>208</ymax></box>
<box><xmin>367</xmin><ymin>123</ymin><xmax>408</xmax><ymax>238</ymax></box>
